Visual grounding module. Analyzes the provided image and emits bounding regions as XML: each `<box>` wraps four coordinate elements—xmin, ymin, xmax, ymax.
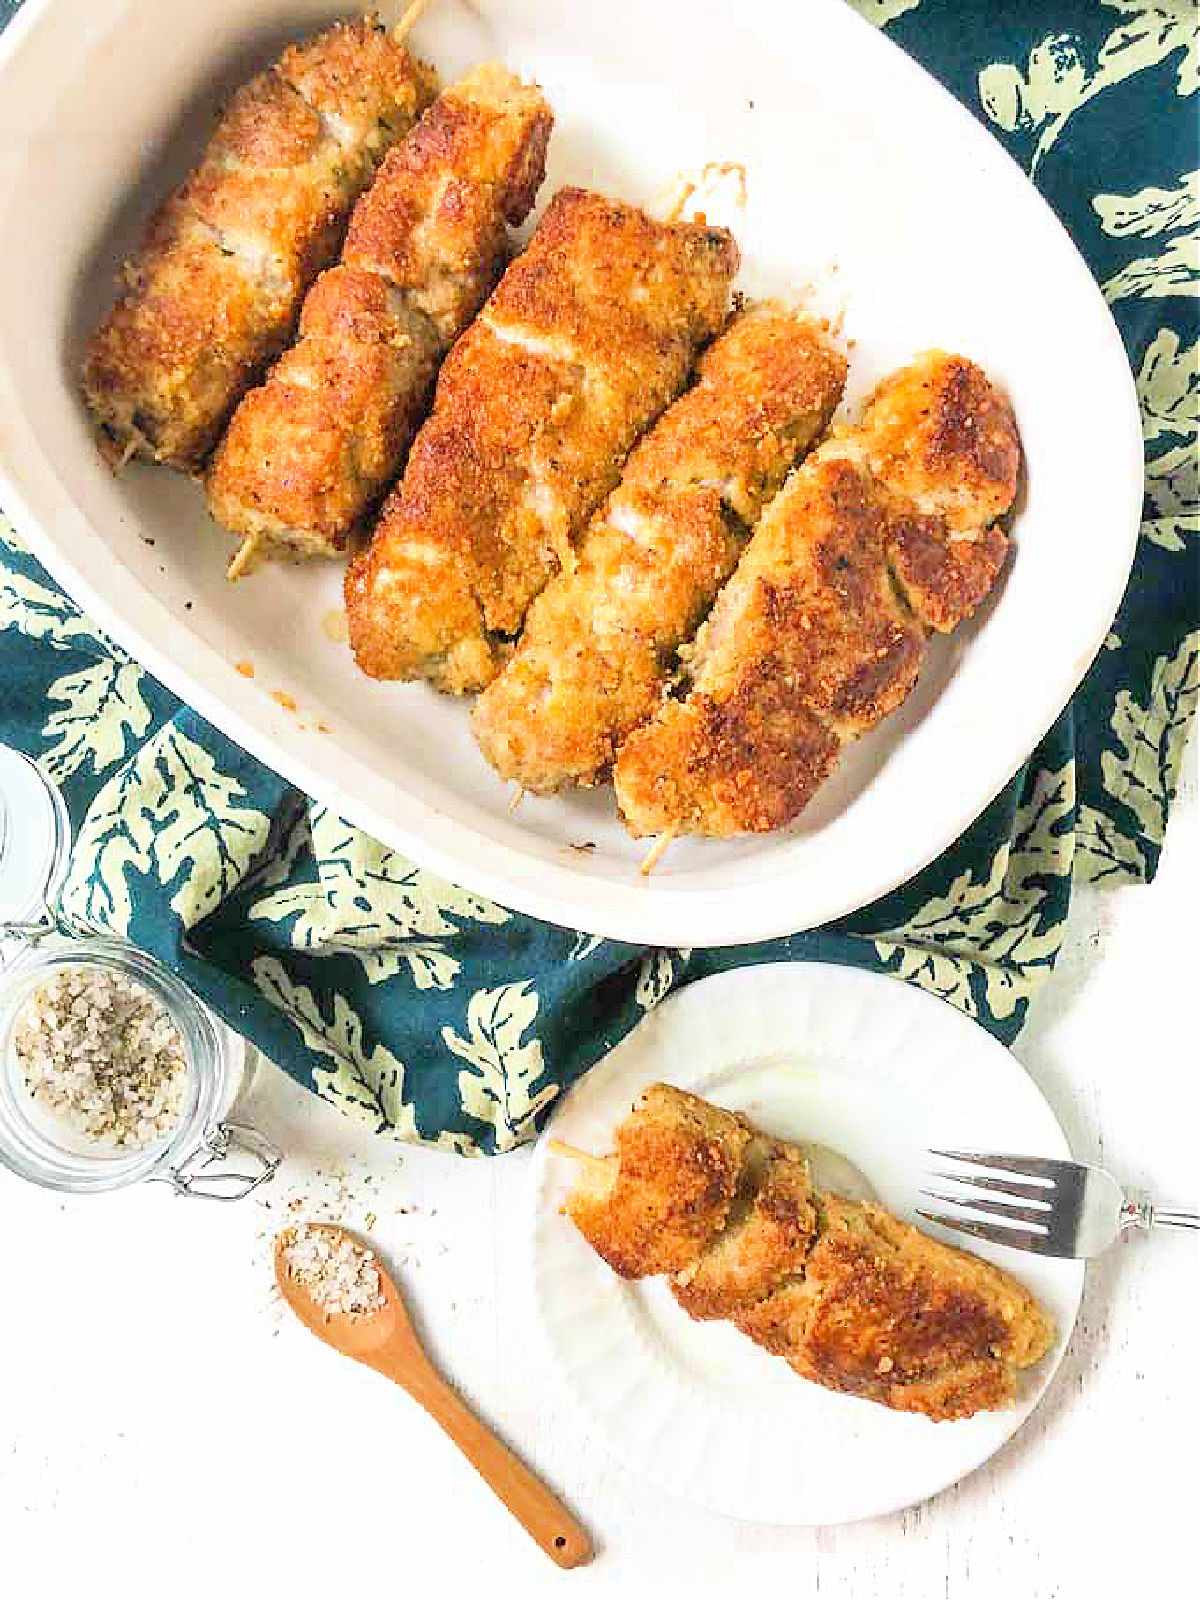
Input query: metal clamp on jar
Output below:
<box><xmin>0</xmin><ymin>744</ymin><xmax>281</xmax><ymax>1199</ymax></box>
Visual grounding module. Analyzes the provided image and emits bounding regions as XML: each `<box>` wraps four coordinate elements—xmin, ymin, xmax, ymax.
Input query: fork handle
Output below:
<box><xmin>1122</xmin><ymin>1193</ymin><xmax>1200</xmax><ymax>1233</ymax></box>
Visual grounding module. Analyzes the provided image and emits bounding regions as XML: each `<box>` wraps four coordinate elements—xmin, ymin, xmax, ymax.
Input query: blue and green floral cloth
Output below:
<box><xmin>1</xmin><ymin>1</ymin><xmax>1195</xmax><ymax>1152</ymax></box>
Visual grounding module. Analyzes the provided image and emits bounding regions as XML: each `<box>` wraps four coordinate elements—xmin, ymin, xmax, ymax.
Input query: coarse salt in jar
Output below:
<box><xmin>0</xmin><ymin>744</ymin><xmax>280</xmax><ymax>1198</ymax></box>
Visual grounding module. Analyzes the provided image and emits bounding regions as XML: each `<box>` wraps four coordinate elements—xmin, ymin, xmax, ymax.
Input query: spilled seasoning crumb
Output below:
<box><xmin>701</xmin><ymin>161</ymin><xmax>748</xmax><ymax>207</ymax></box>
<box><xmin>279</xmin><ymin>1225</ymin><xmax>385</xmax><ymax>1319</ymax></box>
<box><xmin>235</xmin><ymin>660</ymin><xmax>255</xmax><ymax>679</ymax></box>
<box><xmin>272</xmin><ymin>690</ymin><xmax>298</xmax><ymax>713</ymax></box>
<box><xmin>14</xmin><ymin>966</ymin><xmax>187</xmax><ymax>1150</ymax></box>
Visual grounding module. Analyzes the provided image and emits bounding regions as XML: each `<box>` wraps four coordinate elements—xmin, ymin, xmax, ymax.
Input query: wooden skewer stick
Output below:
<box><xmin>226</xmin><ymin>534</ymin><xmax>262</xmax><ymax>583</ymax></box>
<box><xmin>393</xmin><ymin>0</ymin><xmax>432</xmax><ymax>40</ymax></box>
<box><xmin>548</xmin><ymin>1138</ymin><xmax>601</xmax><ymax>1163</ymax></box>
<box><xmin>664</xmin><ymin>180</ymin><xmax>697</xmax><ymax>225</ymax></box>
<box><xmin>508</xmin><ymin>786</ymin><xmax>526</xmax><ymax>813</ymax></box>
<box><xmin>640</xmin><ymin>825</ymin><xmax>678</xmax><ymax>877</ymax></box>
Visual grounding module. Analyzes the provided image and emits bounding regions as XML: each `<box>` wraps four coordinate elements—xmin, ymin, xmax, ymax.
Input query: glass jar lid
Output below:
<box><xmin>0</xmin><ymin>745</ymin><xmax>69</xmax><ymax>930</ymax></box>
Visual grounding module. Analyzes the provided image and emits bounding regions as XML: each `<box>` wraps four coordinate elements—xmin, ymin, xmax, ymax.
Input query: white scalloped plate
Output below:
<box><xmin>530</xmin><ymin>964</ymin><xmax>1083</xmax><ymax>1525</ymax></box>
<box><xmin>0</xmin><ymin>0</ymin><xmax>1142</xmax><ymax>945</ymax></box>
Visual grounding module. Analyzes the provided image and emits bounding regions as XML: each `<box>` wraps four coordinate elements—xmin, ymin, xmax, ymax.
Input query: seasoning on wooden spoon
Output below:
<box><xmin>275</xmin><ymin>1223</ymin><xmax>593</xmax><ymax>1569</ymax></box>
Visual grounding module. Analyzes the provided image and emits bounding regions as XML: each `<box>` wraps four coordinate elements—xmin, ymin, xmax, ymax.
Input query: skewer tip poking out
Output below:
<box><xmin>508</xmin><ymin>786</ymin><xmax>527</xmax><ymax>813</ymax></box>
<box><xmin>640</xmin><ymin>827</ymin><xmax>678</xmax><ymax>876</ymax></box>
<box><xmin>548</xmin><ymin>1139</ymin><xmax>601</xmax><ymax>1164</ymax></box>
<box><xmin>392</xmin><ymin>0</ymin><xmax>433</xmax><ymax>41</ymax></box>
<box><xmin>664</xmin><ymin>180</ymin><xmax>697</xmax><ymax>225</ymax></box>
<box><xmin>226</xmin><ymin>534</ymin><xmax>262</xmax><ymax>583</ymax></box>
<box><xmin>116</xmin><ymin>431</ymin><xmax>143</xmax><ymax>472</ymax></box>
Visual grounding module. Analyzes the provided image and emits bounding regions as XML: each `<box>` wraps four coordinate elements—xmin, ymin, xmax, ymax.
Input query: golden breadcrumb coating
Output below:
<box><xmin>206</xmin><ymin>64</ymin><xmax>552</xmax><ymax>565</ymax></box>
<box><xmin>82</xmin><ymin>19</ymin><xmax>436</xmax><ymax>471</ymax></box>
<box><xmin>672</xmin><ymin>1137</ymin><xmax>817</xmax><ymax>1321</ymax></box>
<box><xmin>562</xmin><ymin>1084</ymin><xmax>752</xmax><ymax>1279</ymax></box>
<box><xmin>345</xmin><ymin>188</ymin><xmax>738</xmax><ymax>693</ymax></box>
<box><xmin>859</xmin><ymin>351</ymin><xmax>1020</xmax><ymax>535</ymax></box>
<box><xmin>472</xmin><ymin>306</ymin><xmax>847</xmax><ymax>791</ymax></box>
<box><xmin>558</xmin><ymin>1084</ymin><xmax>1054</xmax><ymax>1422</ymax></box>
<box><xmin>734</xmin><ymin>1193</ymin><xmax>1054</xmax><ymax>1422</ymax></box>
<box><xmin>613</xmin><ymin>352</ymin><xmax>1019</xmax><ymax>837</ymax></box>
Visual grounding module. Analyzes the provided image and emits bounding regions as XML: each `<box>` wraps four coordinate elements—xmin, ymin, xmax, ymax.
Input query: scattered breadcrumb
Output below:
<box><xmin>279</xmin><ymin>1224</ymin><xmax>385</xmax><ymax>1318</ymax></box>
<box><xmin>235</xmin><ymin>660</ymin><xmax>255</xmax><ymax>678</ymax></box>
<box><xmin>272</xmin><ymin>690</ymin><xmax>299</xmax><ymax>712</ymax></box>
<box><xmin>14</xmin><ymin>966</ymin><xmax>188</xmax><ymax>1150</ymax></box>
<box><xmin>254</xmin><ymin>1156</ymin><xmax>452</xmax><ymax>1335</ymax></box>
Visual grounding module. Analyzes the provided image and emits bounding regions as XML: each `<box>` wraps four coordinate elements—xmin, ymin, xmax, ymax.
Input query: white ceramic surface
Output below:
<box><xmin>530</xmin><ymin>963</ymin><xmax>1084</xmax><ymax>1525</ymax></box>
<box><xmin>0</xmin><ymin>0</ymin><xmax>1143</xmax><ymax>945</ymax></box>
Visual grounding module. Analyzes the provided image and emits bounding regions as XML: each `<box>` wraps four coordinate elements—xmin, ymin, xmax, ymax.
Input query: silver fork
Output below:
<box><xmin>919</xmin><ymin>1150</ymin><xmax>1199</xmax><ymax>1258</ymax></box>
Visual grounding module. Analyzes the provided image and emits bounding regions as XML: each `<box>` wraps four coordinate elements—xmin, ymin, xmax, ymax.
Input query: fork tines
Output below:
<box><xmin>928</xmin><ymin>1149</ymin><xmax>1066</xmax><ymax>1179</ymax></box>
<box><xmin>919</xmin><ymin>1149</ymin><xmax>1072</xmax><ymax>1256</ymax></box>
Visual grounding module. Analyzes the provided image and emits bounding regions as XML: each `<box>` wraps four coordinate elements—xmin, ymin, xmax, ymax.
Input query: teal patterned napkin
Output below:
<box><xmin>1</xmin><ymin>1</ymin><xmax>1195</xmax><ymax>1152</ymax></box>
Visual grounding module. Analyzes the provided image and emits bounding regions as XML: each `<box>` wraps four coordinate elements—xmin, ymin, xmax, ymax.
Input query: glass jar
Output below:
<box><xmin>0</xmin><ymin>745</ymin><xmax>280</xmax><ymax>1199</ymax></box>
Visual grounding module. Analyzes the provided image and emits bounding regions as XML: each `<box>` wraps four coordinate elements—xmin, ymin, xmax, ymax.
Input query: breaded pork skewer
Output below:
<box><xmin>471</xmin><ymin>305</ymin><xmax>847</xmax><ymax>793</ymax></box>
<box><xmin>613</xmin><ymin>353</ymin><xmax>1020</xmax><ymax>840</ymax></box>
<box><xmin>554</xmin><ymin>1084</ymin><xmax>1054</xmax><ymax>1422</ymax></box>
<box><xmin>344</xmin><ymin>188</ymin><xmax>739</xmax><ymax>694</ymax></box>
<box><xmin>208</xmin><ymin>64</ymin><xmax>553</xmax><ymax>578</ymax></box>
<box><xmin>82</xmin><ymin>17</ymin><xmax>437</xmax><ymax>472</ymax></box>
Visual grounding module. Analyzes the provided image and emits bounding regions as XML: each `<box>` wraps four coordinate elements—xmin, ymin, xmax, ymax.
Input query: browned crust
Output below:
<box><xmin>615</xmin><ymin>680</ymin><xmax>843</xmax><ymax>837</ymax></box>
<box><xmin>673</xmin><ymin>1138</ymin><xmax>818</xmax><ymax>1320</ymax></box>
<box><xmin>82</xmin><ymin>203</ymin><xmax>268</xmax><ymax>467</ymax></box>
<box><xmin>614</xmin><ymin>354</ymin><xmax>1020</xmax><ymax>839</ymax></box>
<box><xmin>860</xmin><ymin>350</ymin><xmax>1020</xmax><ymax>533</ymax></box>
<box><xmin>735</xmin><ymin>1195</ymin><xmax>1054</xmax><ymax>1421</ymax></box>
<box><xmin>560</xmin><ymin>1085</ymin><xmax>1055</xmax><ymax>1422</ymax></box>
<box><xmin>206</xmin><ymin>64</ymin><xmax>552</xmax><ymax>558</ymax></box>
<box><xmin>345</xmin><ymin>187</ymin><xmax>738</xmax><ymax>692</ymax></box>
<box><xmin>471</xmin><ymin>307</ymin><xmax>847</xmax><ymax>791</ymax></box>
<box><xmin>488</xmin><ymin>188</ymin><xmax>738</xmax><ymax>386</ymax></box>
<box><xmin>342</xmin><ymin>64</ymin><xmax>553</xmax><ymax>343</ymax></box>
<box><xmin>628</xmin><ymin>306</ymin><xmax>847</xmax><ymax>526</ymax></box>
<box><xmin>82</xmin><ymin>20</ymin><xmax>435</xmax><ymax>471</ymax></box>
<box><xmin>182</xmin><ymin>73</ymin><xmax>348</xmax><ymax>293</ymax></box>
<box><xmin>345</xmin><ymin>323</ymin><xmax>573</xmax><ymax>688</ymax></box>
<box><xmin>614</xmin><ymin>449</ymin><xmax>925</xmax><ymax>837</ymax></box>
<box><xmin>205</xmin><ymin>331</ymin><xmax>432</xmax><ymax>549</ymax></box>
<box><xmin>885</xmin><ymin>515</ymin><xmax>1010</xmax><ymax>634</ymax></box>
<box><xmin>278</xmin><ymin>17</ymin><xmax>438</xmax><ymax>149</ymax></box>
<box><xmin>563</xmin><ymin>1084</ymin><xmax>753</xmax><ymax>1279</ymax></box>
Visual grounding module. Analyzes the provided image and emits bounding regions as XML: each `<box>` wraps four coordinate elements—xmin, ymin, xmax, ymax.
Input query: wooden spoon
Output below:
<box><xmin>275</xmin><ymin>1223</ymin><xmax>593</xmax><ymax>1569</ymax></box>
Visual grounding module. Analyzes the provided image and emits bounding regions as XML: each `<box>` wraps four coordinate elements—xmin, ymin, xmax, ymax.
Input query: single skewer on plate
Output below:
<box><xmin>550</xmin><ymin>1083</ymin><xmax>1055</xmax><ymax>1420</ymax></box>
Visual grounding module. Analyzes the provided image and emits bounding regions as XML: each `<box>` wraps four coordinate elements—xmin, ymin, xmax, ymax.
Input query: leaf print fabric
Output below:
<box><xmin>250</xmin><ymin>805</ymin><xmax>509</xmax><ymax>991</ymax></box>
<box><xmin>442</xmin><ymin>983</ymin><xmax>558</xmax><ymax>1152</ymax></box>
<box><xmin>1095</xmin><ymin>170</ymin><xmax>1197</xmax><ymax>302</ymax></box>
<box><xmin>0</xmin><ymin>0</ymin><xmax>1195</xmax><ymax>1152</ymax></box>
<box><xmin>872</xmin><ymin>764</ymin><xmax>1075</xmax><ymax>1025</ymax></box>
<box><xmin>62</xmin><ymin>725</ymin><xmax>272</xmax><ymax>932</ymax></box>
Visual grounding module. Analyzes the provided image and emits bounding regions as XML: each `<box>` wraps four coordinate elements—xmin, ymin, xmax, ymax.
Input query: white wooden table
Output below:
<box><xmin>3</xmin><ymin>740</ymin><xmax>1196</xmax><ymax>1601</ymax></box>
